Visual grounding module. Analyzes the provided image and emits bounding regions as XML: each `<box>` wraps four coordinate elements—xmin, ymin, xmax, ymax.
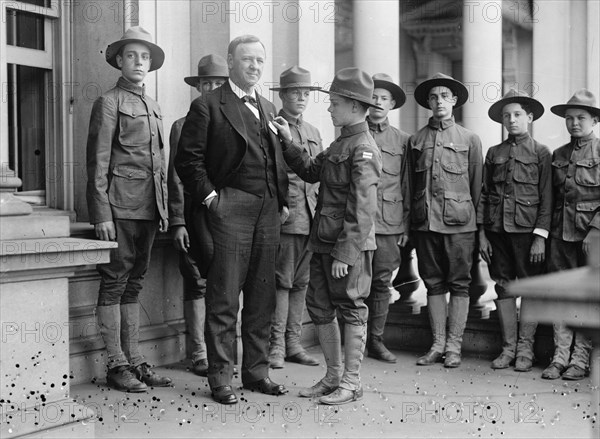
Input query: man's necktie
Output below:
<box><xmin>243</xmin><ymin>95</ymin><xmax>258</xmax><ymax>109</ymax></box>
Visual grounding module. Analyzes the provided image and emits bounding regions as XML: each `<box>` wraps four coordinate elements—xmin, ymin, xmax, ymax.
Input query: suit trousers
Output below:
<box><xmin>205</xmin><ymin>186</ymin><xmax>280</xmax><ymax>388</ymax></box>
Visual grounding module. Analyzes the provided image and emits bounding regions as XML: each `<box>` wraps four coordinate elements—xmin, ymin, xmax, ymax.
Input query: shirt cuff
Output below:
<box><xmin>533</xmin><ymin>228</ymin><xmax>549</xmax><ymax>239</ymax></box>
<box><xmin>203</xmin><ymin>191</ymin><xmax>217</xmax><ymax>206</ymax></box>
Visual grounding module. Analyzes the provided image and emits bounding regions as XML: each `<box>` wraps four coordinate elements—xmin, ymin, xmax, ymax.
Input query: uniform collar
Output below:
<box><xmin>367</xmin><ymin>116</ymin><xmax>389</xmax><ymax>132</ymax></box>
<box><xmin>428</xmin><ymin>116</ymin><xmax>455</xmax><ymax>130</ymax></box>
<box><xmin>571</xmin><ymin>132</ymin><xmax>596</xmax><ymax>149</ymax></box>
<box><xmin>340</xmin><ymin>121</ymin><xmax>369</xmax><ymax>138</ymax></box>
<box><xmin>507</xmin><ymin>132</ymin><xmax>531</xmax><ymax>145</ymax></box>
<box><xmin>117</xmin><ymin>77</ymin><xmax>145</xmax><ymax>97</ymax></box>
<box><xmin>279</xmin><ymin>109</ymin><xmax>302</xmax><ymax>127</ymax></box>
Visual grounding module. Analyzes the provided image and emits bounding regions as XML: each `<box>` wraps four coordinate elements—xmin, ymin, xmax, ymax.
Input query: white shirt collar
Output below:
<box><xmin>229</xmin><ymin>79</ymin><xmax>260</xmax><ymax>119</ymax></box>
<box><xmin>229</xmin><ymin>79</ymin><xmax>256</xmax><ymax>100</ymax></box>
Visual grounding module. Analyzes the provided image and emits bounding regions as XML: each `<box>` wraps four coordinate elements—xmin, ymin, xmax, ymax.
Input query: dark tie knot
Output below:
<box><xmin>243</xmin><ymin>95</ymin><xmax>258</xmax><ymax>108</ymax></box>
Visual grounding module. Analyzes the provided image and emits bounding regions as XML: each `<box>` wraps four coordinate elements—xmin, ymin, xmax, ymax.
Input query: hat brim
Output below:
<box><xmin>551</xmin><ymin>104</ymin><xmax>600</xmax><ymax>119</ymax></box>
<box><xmin>414</xmin><ymin>78</ymin><xmax>469</xmax><ymax>109</ymax></box>
<box><xmin>184</xmin><ymin>75</ymin><xmax>228</xmax><ymax>87</ymax></box>
<box><xmin>270</xmin><ymin>85</ymin><xmax>322</xmax><ymax>91</ymax></box>
<box><xmin>106</xmin><ymin>38</ymin><xmax>165</xmax><ymax>72</ymax></box>
<box><xmin>318</xmin><ymin>89</ymin><xmax>383</xmax><ymax>110</ymax></box>
<box><xmin>488</xmin><ymin>96</ymin><xmax>545</xmax><ymax>123</ymax></box>
<box><xmin>373</xmin><ymin>79</ymin><xmax>406</xmax><ymax>109</ymax></box>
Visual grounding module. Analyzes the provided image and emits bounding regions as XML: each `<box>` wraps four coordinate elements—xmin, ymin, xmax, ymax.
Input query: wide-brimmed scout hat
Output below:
<box><xmin>318</xmin><ymin>67</ymin><xmax>383</xmax><ymax>110</ymax></box>
<box><xmin>414</xmin><ymin>72</ymin><xmax>469</xmax><ymax>109</ymax></box>
<box><xmin>105</xmin><ymin>26</ymin><xmax>164</xmax><ymax>72</ymax></box>
<box><xmin>184</xmin><ymin>54</ymin><xmax>228</xmax><ymax>87</ymax></box>
<box><xmin>372</xmin><ymin>73</ymin><xmax>406</xmax><ymax>109</ymax></box>
<box><xmin>488</xmin><ymin>88</ymin><xmax>544</xmax><ymax>123</ymax></box>
<box><xmin>551</xmin><ymin>89</ymin><xmax>600</xmax><ymax>119</ymax></box>
<box><xmin>270</xmin><ymin>65</ymin><xmax>321</xmax><ymax>91</ymax></box>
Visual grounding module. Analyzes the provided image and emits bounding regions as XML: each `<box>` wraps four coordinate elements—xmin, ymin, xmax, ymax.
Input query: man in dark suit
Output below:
<box><xmin>175</xmin><ymin>35</ymin><xmax>289</xmax><ymax>405</ymax></box>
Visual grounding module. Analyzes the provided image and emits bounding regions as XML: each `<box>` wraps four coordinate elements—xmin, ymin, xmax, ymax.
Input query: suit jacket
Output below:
<box><xmin>175</xmin><ymin>81</ymin><xmax>289</xmax><ymax>210</ymax></box>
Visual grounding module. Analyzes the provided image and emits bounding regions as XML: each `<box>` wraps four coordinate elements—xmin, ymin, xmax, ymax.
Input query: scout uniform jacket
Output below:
<box><xmin>282</xmin><ymin>121</ymin><xmax>382</xmax><ymax>266</ymax></box>
<box><xmin>551</xmin><ymin>133</ymin><xmax>600</xmax><ymax>242</ymax></box>
<box><xmin>86</xmin><ymin>77</ymin><xmax>168</xmax><ymax>224</ymax></box>
<box><xmin>477</xmin><ymin>132</ymin><xmax>552</xmax><ymax>234</ymax></box>
<box><xmin>367</xmin><ymin>117</ymin><xmax>411</xmax><ymax>235</ymax></box>
<box><xmin>279</xmin><ymin>110</ymin><xmax>323</xmax><ymax>235</ymax></box>
<box><xmin>410</xmin><ymin>117</ymin><xmax>483</xmax><ymax>234</ymax></box>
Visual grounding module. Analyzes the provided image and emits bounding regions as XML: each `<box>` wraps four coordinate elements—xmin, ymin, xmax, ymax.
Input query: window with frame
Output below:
<box><xmin>2</xmin><ymin>0</ymin><xmax>69</xmax><ymax>207</ymax></box>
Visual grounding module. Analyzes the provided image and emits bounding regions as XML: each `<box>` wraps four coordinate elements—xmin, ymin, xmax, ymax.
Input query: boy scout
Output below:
<box><xmin>267</xmin><ymin>66</ymin><xmax>323</xmax><ymax>369</ymax></box>
<box><xmin>272</xmin><ymin>68</ymin><xmax>382</xmax><ymax>404</ymax></box>
<box><xmin>478</xmin><ymin>89</ymin><xmax>552</xmax><ymax>372</ymax></box>
<box><xmin>365</xmin><ymin>73</ymin><xmax>411</xmax><ymax>363</ymax></box>
<box><xmin>167</xmin><ymin>54</ymin><xmax>228</xmax><ymax>377</ymax></box>
<box><xmin>86</xmin><ymin>27</ymin><xmax>171</xmax><ymax>392</ymax></box>
<box><xmin>542</xmin><ymin>89</ymin><xmax>600</xmax><ymax>380</ymax></box>
<box><xmin>410</xmin><ymin>72</ymin><xmax>483</xmax><ymax>368</ymax></box>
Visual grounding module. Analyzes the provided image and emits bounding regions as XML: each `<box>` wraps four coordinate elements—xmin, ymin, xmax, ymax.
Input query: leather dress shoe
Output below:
<box><xmin>416</xmin><ymin>350</ymin><xmax>443</xmax><ymax>366</ymax></box>
<box><xmin>243</xmin><ymin>377</ymin><xmax>288</xmax><ymax>395</ymax></box>
<box><xmin>444</xmin><ymin>352</ymin><xmax>461</xmax><ymax>368</ymax></box>
<box><xmin>319</xmin><ymin>387</ymin><xmax>363</xmax><ymax>405</ymax></box>
<box><xmin>211</xmin><ymin>385</ymin><xmax>238</xmax><ymax>404</ymax></box>
<box><xmin>286</xmin><ymin>352</ymin><xmax>320</xmax><ymax>366</ymax></box>
<box><xmin>491</xmin><ymin>353</ymin><xmax>514</xmax><ymax>369</ymax></box>
<box><xmin>298</xmin><ymin>380</ymin><xmax>337</xmax><ymax>398</ymax></box>
<box><xmin>269</xmin><ymin>354</ymin><xmax>285</xmax><ymax>369</ymax></box>
<box><xmin>367</xmin><ymin>340</ymin><xmax>397</xmax><ymax>363</ymax></box>
<box><xmin>191</xmin><ymin>359</ymin><xmax>208</xmax><ymax>377</ymax></box>
<box><xmin>541</xmin><ymin>362</ymin><xmax>565</xmax><ymax>380</ymax></box>
<box><xmin>514</xmin><ymin>356</ymin><xmax>533</xmax><ymax>372</ymax></box>
<box><xmin>133</xmin><ymin>363</ymin><xmax>172</xmax><ymax>387</ymax></box>
<box><xmin>562</xmin><ymin>364</ymin><xmax>588</xmax><ymax>381</ymax></box>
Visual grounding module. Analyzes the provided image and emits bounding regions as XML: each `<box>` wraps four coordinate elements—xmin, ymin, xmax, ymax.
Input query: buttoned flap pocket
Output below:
<box><xmin>325</xmin><ymin>152</ymin><xmax>351</xmax><ymax>187</ymax></box>
<box><xmin>482</xmin><ymin>192</ymin><xmax>502</xmax><ymax>225</ymax></box>
<box><xmin>118</xmin><ymin>103</ymin><xmax>151</xmax><ymax>146</ymax></box>
<box><xmin>108</xmin><ymin>166</ymin><xmax>148</xmax><ymax>209</ymax></box>
<box><xmin>381</xmin><ymin>144</ymin><xmax>403</xmax><ymax>176</ymax></box>
<box><xmin>575</xmin><ymin>157</ymin><xmax>600</xmax><ymax>187</ymax></box>
<box><xmin>382</xmin><ymin>192</ymin><xmax>403</xmax><ymax>226</ymax></box>
<box><xmin>411</xmin><ymin>188</ymin><xmax>427</xmax><ymax>224</ymax></box>
<box><xmin>317</xmin><ymin>206</ymin><xmax>345</xmax><ymax>244</ymax></box>
<box><xmin>491</xmin><ymin>156</ymin><xmax>509</xmax><ymax>183</ymax></box>
<box><xmin>443</xmin><ymin>191</ymin><xmax>472</xmax><ymax>226</ymax></box>
<box><xmin>441</xmin><ymin>143</ymin><xmax>469</xmax><ymax>174</ymax></box>
<box><xmin>414</xmin><ymin>146</ymin><xmax>433</xmax><ymax>172</ymax></box>
<box><xmin>551</xmin><ymin>160</ymin><xmax>569</xmax><ymax>186</ymax></box>
<box><xmin>513</xmin><ymin>155</ymin><xmax>539</xmax><ymax>184</ymax></box>
<box><xmin>514</xmin><ymin>198</ymin><xmax>540</xmax><ymax>228</ymax></box>
<box><xmin>575</xmin><ymin>200</ymin><xmax>600</xmax><ymax>234</ymax></box>
<box><xmin>307</xmin><ymin>138</ymin><xmax>322</xmax><ymax>155</ymax></box>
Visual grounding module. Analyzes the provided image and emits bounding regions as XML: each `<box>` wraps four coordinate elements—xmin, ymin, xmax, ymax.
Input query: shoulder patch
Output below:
<box><xmin>362</xmin><ymin>151</ymin><xmax>373</xmax><ymax>159</ymax></box>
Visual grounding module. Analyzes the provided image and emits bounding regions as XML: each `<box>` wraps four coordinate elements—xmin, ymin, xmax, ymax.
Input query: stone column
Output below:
<box><xmin>353</xmin><ymin>0</ymin><xmax>400</xmax><ymax>128</ymax></box>
<box><xmin>462</xmin><ymin>0</ymin><xmax>503</xmax><ymax>154</ymax></box>
<box><xmin>532</xmin><ymin>0</ymin><xmax>571</xmax><ymax>147</ymax></box>
<box><xmin>462</xmin><ymin>0</ymin><xmax>503</xmax><ymax>319</ymax></box>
